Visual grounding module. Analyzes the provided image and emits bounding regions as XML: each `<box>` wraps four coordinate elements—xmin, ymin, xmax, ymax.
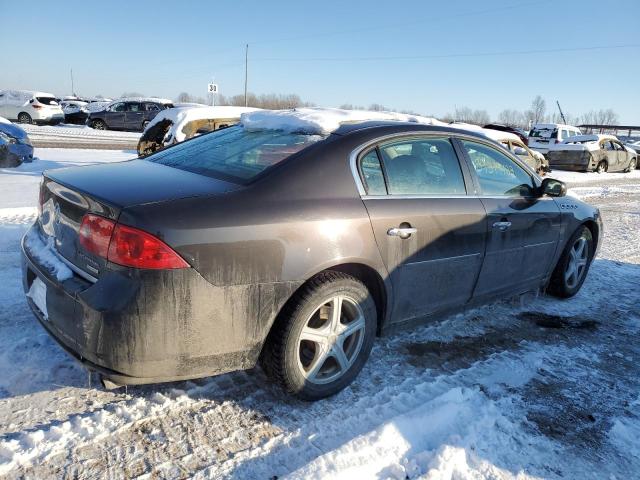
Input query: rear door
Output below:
<box><xmin>124</xmin><ymin>102</ymin><xmax>144</xmax><ymax>130</ymax></box>
<box><xmin>457</xmin><ymin>138</ymin><xmax>561</xmax><ymax>301</ymax></box>
<box><xmin>357</xmin><ymin>134</ymin><xmax>486</xmax><ymax>324</ymax></box>
<box><xmin>613</xmin><ymin>140</ymin><xmax>628</xmax><ymax>171</ymax></box>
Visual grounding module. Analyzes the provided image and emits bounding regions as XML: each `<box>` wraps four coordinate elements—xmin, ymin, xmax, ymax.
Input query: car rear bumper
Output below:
<box><xmin>20</xmin><ymin>224</ymin><xmax>290</xmax><ymax>386</ymax></box>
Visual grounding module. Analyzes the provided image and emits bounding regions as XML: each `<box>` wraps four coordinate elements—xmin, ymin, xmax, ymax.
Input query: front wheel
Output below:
<box><xmin>596</xmin><ymin>160</ymin><xmax>607</xmax><ymax>173</ymax></box>
<box><xmin>261</xmin><ymin>271</ymin><xmax>377</xmax><ymax>400</ymax></box>
<box><xmin>548</xmin><ymin>226</ymin><xmax>593</xmax><ymax>298</ymax></box>
<box><xmin>91</xmin><ymin>119</ymin><xmax>107</xmax><ymax>130</ymax></box>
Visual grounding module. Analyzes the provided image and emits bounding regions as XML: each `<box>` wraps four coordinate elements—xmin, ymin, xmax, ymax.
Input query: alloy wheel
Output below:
<box><xmin>296</xmin><ymin>295</ymin><xmax>366</xmax><ymax>385</ymax></box>
<box><xmin>564</xmin><ymin>237</ymin><xmax>589</xmax><ymax>289</ymax></box>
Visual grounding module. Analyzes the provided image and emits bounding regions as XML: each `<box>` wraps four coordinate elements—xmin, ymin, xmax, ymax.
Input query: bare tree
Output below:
<box><xmin>530</xmin><ymin>95</ymin><xmax>546</xmax><ymax>124</ymax></box>
<box><xmin>449</xmin><ymin>107</ymin><xmax>490</xmax><ymax>125</ymax></box>
<box><xmin>176</xmin><ymin>92</ymin><xmax>193</xmax><ymax>103</ymax></box>
<box><xmin>497</xmin><ymin>109</ymin><xmax>524</xmax><ymax>127</ymax></box>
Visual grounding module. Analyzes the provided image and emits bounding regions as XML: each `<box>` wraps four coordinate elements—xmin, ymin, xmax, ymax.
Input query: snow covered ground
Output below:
<box><xmin>0</xmin><ymin>150</ymin><xmax>639</xmax><ymax>479</ymax></box>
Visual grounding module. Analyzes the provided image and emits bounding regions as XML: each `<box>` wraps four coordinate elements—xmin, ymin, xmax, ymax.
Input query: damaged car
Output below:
<box><xmin>0</xmin><ymin>117</ymin><xmax>34</xmax><ymax>167</ymax></box>
<box><xmin>137</xmin><ymin>105</ymin><xmax>258</xmax><ymax>156</ymax></box>
<box><xmin>547</xmin><ymin>134</ymin><xmax>638</xmax><ymax>172</ymax></box>
<box><xmin>21</xmin><ymin>109</ymin><xmax>602</xmax><ymax>400</ymax></box>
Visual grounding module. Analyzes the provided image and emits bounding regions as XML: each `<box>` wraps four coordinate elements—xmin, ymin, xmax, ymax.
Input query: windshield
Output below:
<box><xmin>146</xmin><ymin>125</ymin><xmax>325</xmax><ymax>184</ymax></box>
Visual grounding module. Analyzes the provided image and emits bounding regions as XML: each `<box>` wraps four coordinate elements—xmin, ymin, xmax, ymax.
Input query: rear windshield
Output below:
<box><xmin>146</xmin><ymin>125</ymin><xmax>325</xmax><ymax>184</ymax></box>
<box><xmin>35</xmin><ymin>97</ymin><xmax>58</xmax><ymax>105</ymax></box>
<box><xmin>529</xmin><ymin>127</ymin><xmax>557</xmax><ymax>139</ymax></box>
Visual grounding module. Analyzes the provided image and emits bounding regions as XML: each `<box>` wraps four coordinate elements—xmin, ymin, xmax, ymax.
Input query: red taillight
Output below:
<box><xmin>79</xmin><ymin>214</ymin><xmax>188</xmax><ymax>269</ymax></box>
<box><xmin>108</xmin><ymin>224</ymin><xmax>189</xmax><ymax>269</ymax></box>
<box><xmin>79</xmin><ymin>214</ymin><xmax>116</xmax><ymax>257</ymax></box>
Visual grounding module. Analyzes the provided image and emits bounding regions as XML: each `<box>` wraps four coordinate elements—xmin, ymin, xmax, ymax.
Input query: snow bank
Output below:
<box><xmin>23</xmin><ymin>229</ymin><xmax>73</xmax><ymax>282</ymax></box>
<box><xmin>240</xmin><ymin>108</ymin><xmax>446</xmax><ymax>135</ymax></box>
<box><xmin>0</xmin><ymin>116</ymin><xmax>10</xmax><ymax>125</ymax></box>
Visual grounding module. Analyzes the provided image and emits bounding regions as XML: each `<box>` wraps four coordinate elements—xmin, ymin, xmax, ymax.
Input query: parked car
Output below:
<box><xmin>547</xmin><ymin>134</ymin><xmax>638</xmax><ymax>173</ymax></box>
<box><xmin>623</xmin><ymin>140</ymin><xmax>640</xmax><ymax>168</ymax></box>
<box><xmin>0</xmin><ymin>90</ymin><xmax>64</xmax><ymax>125</ymax></box>
<box><xmin>60</xmin><ymin>100</ymin><xmax>89</xmax><ymax>125</ymax></box>
<box><xmin>0</xmin><ymin>116</ymin><xmax>34</xmax><ymax>167</ymax></box>
<box><xmin>137</xmin><ymin>105</ymin><xmax>259</xmax><ymax>156</ymax></box>
<box><xmin>87</xmin><ymin>98</ymin><xmax>174</xmax><ymax>131</ymax></box>
<box><xmin>528</xmin><ymin>123</ymin><xmax>582</xmax><ymax>155</ymax></box>
<box><xmin>483</xmin><ymin>123</ymin><xmax>529</xmax><ymax>145</ymax></box>
<box><xmin>21</xmin><ymin>109</ymin><xmax>601</xmax><ymax>400</ymax></box>
<box><xmin>451</xmin><ymin>123</ymin><xmax>549</xmax><ymax>174</ymax></box>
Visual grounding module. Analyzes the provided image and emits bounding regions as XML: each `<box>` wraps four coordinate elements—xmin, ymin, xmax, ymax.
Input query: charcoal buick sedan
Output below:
<box><xmin>22</xmin><ymin>110</ymin><xmax>602</xmax><ymax>400</ymax></box>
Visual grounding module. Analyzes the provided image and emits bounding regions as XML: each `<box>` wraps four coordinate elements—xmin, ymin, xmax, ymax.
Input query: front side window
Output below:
<box><xmin>147</xmin><ymin>125</ymin><xmax>324</xmax><ymax>184</ymax></box>
<box><xmin>127</xmin><ymin>102</ymin><xmax>142</xmax><ymax>112</ymax></box>
<box><xmin>109</xmin><ymin>102</ymin><xmax>125</xmax><ymax>112</ymax></box>
<box><xmin>376</xmin><ymin>137</ymin><xmax>466</xmax><ymax>195</ymax></box>
<box><xmin>145</xmin><ymin>103</ymin><xmax>160</xmax><ymax>112</ymax></box>
<box><xmin>461</xmin><ymin>140</ymin><xmax>534</xmax><ymax>197</ymax></box>
<box><xmin>603</xmin><ymin>141</ymin><xmax>615</xmax><ymax>151</ymax></box>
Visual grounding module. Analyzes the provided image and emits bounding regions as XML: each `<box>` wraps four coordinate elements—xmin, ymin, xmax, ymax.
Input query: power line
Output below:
<box><xmin>252</xmin><ymin>43</ymin><xmax>640</xmax><ymax>63</ymax></box>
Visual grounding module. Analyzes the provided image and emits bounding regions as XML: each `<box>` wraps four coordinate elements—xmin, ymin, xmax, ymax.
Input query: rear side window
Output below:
<box><xmin>127</xmin><ymin>102</ymin><xmax>143</xmax><ymax>112</ymax></box>
<box><xmin>461</xmin><ymin>140</ymin><xmax>534</xmax><ymax>197</ymax></box>
<box><xmin>377</xmin><ymin>137</ymin><xmax>466</xmax><ymax>195</ymax></box>
<box><xmin>147</xmin><ymin>125</ymin><xmax>324</xmax><ymax>184</ymax></box>
<box><xmin>145</xmin><ymin>103</ymin><xmax>160</xmax><ymax>111</ymax></box>
<box><xmin>36</xmin><ymin>97</ymin><xmax>58</xmax><ymax>105</ymax></box>
<box><xmin>359</xmin><ymin>150</ymin><xmax>386</xmax><ymax>195</ymax></box>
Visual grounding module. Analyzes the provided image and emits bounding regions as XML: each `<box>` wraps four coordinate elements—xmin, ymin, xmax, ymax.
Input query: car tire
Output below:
<box><xmin>261</xmin><ymin>271</ymin><xmax>377</xmax><ymax>401</ymax></box>
<box><xmin>596</xmin><ymin>160</ymin><xmax>607</xmax><ymax>173</ymax></box>
<box><xmin>142</xmin><ymin>120</ymin><xmax>150</xmax><ymax>130</ymax></box>
<box><xmin>626</xmin><ymin>158</ymin><xmax>637</xmax><ymax>172</ymax></box>
<box><xmin>91</xmin><ymin>119</ymin><xmax>107</xmax><ymax>130</ymax></box>
<box><xmin>548</xmin><ymin>226</ymin><xmax>593</xmax><ymax>298</ymax></box>
<box><xmin>17</xmin><ymin>112</ymin><xmax>32</xmax><ymax>124</ymax></box>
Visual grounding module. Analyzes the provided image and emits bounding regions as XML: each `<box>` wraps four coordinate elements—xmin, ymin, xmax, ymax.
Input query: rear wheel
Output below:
<box><xmin>91</xmin><ymin>119</ymin><xmax>107</xmax><ymax>130</ymax></box>
<box><xmin>261</xmin><ymin>271</ymin><xmax>377</xmax><ymax>400</ymax></box>
<box><xmin>548</xmin><ymin>226</ymin><xmax>593</xmax><ymax>298</ymax></box>
<box><xmin>17</xmin><ymin>112</ymin><xmax>32</xmax><ymax>124</ymax></box>
<box><xmin>596</xmin><ymin>160</ymin><xmax>607</xmax><ymax>173</ymax></box>
<box><xmin>626</xmin><ymin>157</ymin><xmax>637</xmax><ymax>172</ymax></box>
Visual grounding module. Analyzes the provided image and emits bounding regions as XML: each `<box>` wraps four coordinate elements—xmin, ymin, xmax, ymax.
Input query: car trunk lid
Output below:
<box><xmin>39</xmin><ymin>159</ymin><xmax>240</xmax><ymax>279</ymax></box>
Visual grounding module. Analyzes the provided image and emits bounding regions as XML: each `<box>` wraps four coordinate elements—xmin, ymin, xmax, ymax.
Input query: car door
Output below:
<box><xmin>106</xmin><ymin>102</ymin><xmax>126</xmax><ymax>129</ymax></box>
<box><xmin>124</xmin><ymin>102</ymin><xmax>144</xmax><ymax>130</ymax></box>
<box><xmin>457</xmin><ymin>138</ymin><xmax>561</xmax><ymax>301</ymax></box>
<box><xmin>357</xmin><ymin>135</ymin><xmax>487</xmax><ymax>324</ymax></box>
<box><xmin>613</xmin><ymin>140</ymin><xmax>628</xmax><ymax>171</ymax></box>
<box><xmin>602</xmin><ymin>140</ymin><xmax>618</xmax><ymax>170</ymax></box>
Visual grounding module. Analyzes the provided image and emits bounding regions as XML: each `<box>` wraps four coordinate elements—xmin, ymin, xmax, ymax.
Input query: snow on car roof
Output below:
<box><xmin>531</xmin><ymin>123</ymin><xmax>580</xmax><ymax>130</ymax></box>
<box><xmin>144</xmin><ymin>106</ymin><xmax>261</xmax><ymax>142</ymax></box>
<box><xmin>448</xmin><ymin>122</ymin><xmax>521</xmax><ymax>143</ymax></box>
<box><xmin>108</xmin><ymin>97</ymin><xmax>173</xmax><ymax>106</ymax></box>
<box><xmin>239</xmin><ymin>108</ymin><xmax>446</xmax><ymax>135</ymax></box>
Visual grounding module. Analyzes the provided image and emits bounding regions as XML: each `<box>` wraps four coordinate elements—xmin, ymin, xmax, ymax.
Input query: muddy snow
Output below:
<box><xmin>0</xmin><ymin>150</ymin><xmax>638</xmax><ymax>479</ymax></box>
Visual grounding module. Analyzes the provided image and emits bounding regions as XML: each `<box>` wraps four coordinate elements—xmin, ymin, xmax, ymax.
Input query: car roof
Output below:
<box><xmin>331</xmin><ymin>121</ymin><xmax>493</xmax><ymax>142</ymax></box>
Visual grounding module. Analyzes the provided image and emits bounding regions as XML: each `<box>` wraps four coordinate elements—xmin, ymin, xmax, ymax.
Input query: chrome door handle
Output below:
<box><xmin>492</xmin><ymin>221</ymin><xmax>512</xmax><ymax>231</ymax></box>
<box><xmin>387</xmin><ymin>227</ymin><xmax>417</xmax><ymax>239</ymax></box>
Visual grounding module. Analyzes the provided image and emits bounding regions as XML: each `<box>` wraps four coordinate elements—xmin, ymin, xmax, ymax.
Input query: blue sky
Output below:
<box><xmin>2</xmin><ymin>0</ymin><xmax>639</xmax><ymax>122</ymax></box>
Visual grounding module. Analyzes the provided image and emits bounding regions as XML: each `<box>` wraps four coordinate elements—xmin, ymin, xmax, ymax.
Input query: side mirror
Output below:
<box><xmin>540</xmin><ymin>178</ymin><xmax>567</xmax><ymax>197</ymax></box>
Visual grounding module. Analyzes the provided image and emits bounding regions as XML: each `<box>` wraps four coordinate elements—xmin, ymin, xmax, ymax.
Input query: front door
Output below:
<box><xmin>106</xmin><ymin>102</ymin><xmax>126</xmax><ymax>129</ymax></box>
<box><xmin>457</xmin><ymin>138</ymin><xmax>561</xmax><ymax>300</ymax></box>
<box><xmin>358</xmin><ymin>135</ymin><xmax>487</xmax><ymax>323</ymax></box>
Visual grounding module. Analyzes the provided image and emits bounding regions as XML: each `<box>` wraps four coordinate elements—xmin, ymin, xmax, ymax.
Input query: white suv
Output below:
<box><xmin>528</xmin><ymin>123</ymin><xmax>582</xmax><ymax>155</ymax></box>
<box><xmin>0</xmin><ymin>90</ymin><xmax>65</xmax><ymax>125</ymax></box>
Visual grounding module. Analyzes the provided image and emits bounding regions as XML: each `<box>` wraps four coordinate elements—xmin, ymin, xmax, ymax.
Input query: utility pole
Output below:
<box><xmin>244</xmin><ymin>44</ymin><xmax>248</xmax><ymax>107</ymax></box>
<box><xmin>556</xmin><ymin>100</ymin><xmax>567</xmax><ymax>124</ymax></box>
<box><xmin>70</xmin><ymin>68</ymin><xmax>75</xmax><ymax>96</ymax></box>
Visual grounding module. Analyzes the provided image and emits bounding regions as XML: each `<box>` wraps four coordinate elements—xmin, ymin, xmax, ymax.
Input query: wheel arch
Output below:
<box><xmin>581</xmin><ymin>219</ymin><xmax>599</xmax><ymax>259</ymax></box>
